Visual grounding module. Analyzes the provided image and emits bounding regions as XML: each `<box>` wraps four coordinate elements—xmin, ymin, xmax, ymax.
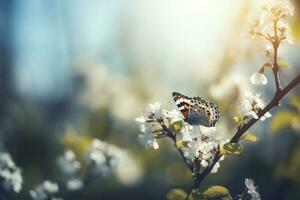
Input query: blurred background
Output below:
<box><xmin>0</xmin><ymin>0</ymin><xmax>300</xmax><ymax>199</ymax></box>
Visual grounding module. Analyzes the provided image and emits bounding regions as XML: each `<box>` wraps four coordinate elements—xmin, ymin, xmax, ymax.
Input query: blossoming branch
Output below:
<box><xmin>135</xmin><ymin>0</ymin><xmax>300</xmax><ymax>198</ymax></box>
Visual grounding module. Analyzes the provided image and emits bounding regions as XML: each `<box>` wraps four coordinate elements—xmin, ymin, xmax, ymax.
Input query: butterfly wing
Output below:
<box><xmin>172</xmin><ymin>92</ymin><xmax>220</xmax><ymax>127</ymax></box>
<box><xmin>172</xmin><ymin>92</ymin><xmax>191</xmax><ymax>121</ymax></box>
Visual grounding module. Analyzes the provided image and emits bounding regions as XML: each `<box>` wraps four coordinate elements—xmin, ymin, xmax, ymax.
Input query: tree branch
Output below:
<box><xmin>193</xmin><ymin>74</ymin><xmax>300</xmax><ymax>189</ymax></box>
<box><xmin>272</xmin><ymin>20</ymin><xmax>282</xmax><ymax>94</ymax></box>
<box><xmin>159</xmin><ymin>120</ymin><xmax>194</xmax><ymax>172</ymax></box>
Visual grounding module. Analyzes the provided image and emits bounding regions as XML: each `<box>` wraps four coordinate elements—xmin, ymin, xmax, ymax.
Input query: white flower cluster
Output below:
<box><xmin>250</xmin><ymin>0</ymin><xmax>294</xmax><ymax>44</ymax></box>
<box><xmin>87</xmin><ymin>139</ymin><xmax>142</xmax><ymax>186</ymax></box>
<box><xmin>240</xmin><ymin>92</ymin><xmax>272</xmax><ymax>121</ymax></box>
<box><xmin>87</xmin><ymin>139</ymin><xmax>112</xmax><ymax>176</ymax></box>
<box><xmin>245</xmin><ymin>178</ymin><xmax>261</xmax><ymax>200</ymax></box>
<box><xmin>249</xmin><ymin>0</ymin><xmax>294</xmax><ymax>86</ymax></box>
<box><xmin>136</xmin><ymin>102</ymin><xmax>229</xmax><ymax>173</ymax></box>
<box><xmin>180</xmin><ymin>126</ymin><xmax>228</xmax><ymax>173</ymax></box>
<box><xmin>30</xmin><ymin>180</ymin><xmax>62</xmax><ymax>200</ymax></box>
<box><xmin>136</xmin><ymin>103</ymin><xmax>184</xmax><ymax>149</ymax></box>
<box><xmin>0</xmin><ymin>152</ymin><xmax>23</xmax><ymax>193</ymax></box>
<box><xmin>57</xmin><ymin>150</ymin><xmax>83</xmax><ymax>191</ymax></box>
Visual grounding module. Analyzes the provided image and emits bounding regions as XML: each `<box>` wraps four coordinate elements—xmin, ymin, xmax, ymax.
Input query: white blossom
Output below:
<box><xmin>144</xmin><ymin>102</ymin><xmax>163</xmax><ymax>120</ymax></box>
<box><xmin>136</xmin><ymin>103</ymin><xmax>229</xmax><ymax>174</ymax></box>
<box><xmin>250</xmin><ymin>72</ymin><xmax>268</xmax><ymax>85</ymax></box>
<box><xmin>245</xmin><ymin>178</ymin><xmax>261</xmax><ymax>200</ymax></box>
<box><xmin>261</xmin><ymin>0</ymin><xmax>294</xmax><ymax>19</ymax></box>
<box><xmin>211</xmin><ymin>162</ymin><xmax>220</xmax><ymax>174</ymax></box>
<box><xmin>163</xmin><ymin>109</ymin><xmax>183</xmax><ymax>122</ymax></box>
<box><xmin>57</xmin><ymin>150</ymin><xmax>83</xmax><ymax>191</ymax></box>
<box><xmin>87</xmin><ymin>138</ymin><xmax>143</xmax><ymax>185</ymax></box>
<box><xmin>42</xmin><ymin>181</ymin><xmax>58</xmax><ymax>193</ymax></box>
<box><xmin>240</xmin><ymin>92</ymin><xmax>272</xmax><ymax>121</ymax></box>
<box><xmin>250</xmin><ymin>0</ymin><xmax>294</xmax><ymax>44</ymax></box>
<box><xmin>200</xmin><ymin>160</ymin><xmax>208</xmax><ymax>168</ymax></box>
<box><xmin>179</xmin><ymin>126</ymin><xmax>228</xmax><ymax>173</ymax></box>
<box><xmin>58</xmin><ymin>150</ymin><xmax>81</xmax><ymax>175</ymax></box>
<box><xmin>86</xmin><ymin>139</ymin><xmax>111</xmax><ymax>176</ymax></box>
<box><xmin>0</xmin><ymin>152</ymin><xmax>23</xmax><ymax>193</ymax></box>
<box><xmin>137</xmin><ymin>133</ymin><xmax>159</xmax><ymax>149</ymax></box>
<box><xmin>66</xmin><ymin>178</ymin><xmax>83</xmax><ymax>191</ymax></box>
<box><xmin>179</xmin><ymin>127</ymin><xmax>193</xmax><ymax>142</ymax></box>
<box><xmin>30</xmin><ymin>180</ymin><xmax>60</xmax><ymax>200</ymax></box>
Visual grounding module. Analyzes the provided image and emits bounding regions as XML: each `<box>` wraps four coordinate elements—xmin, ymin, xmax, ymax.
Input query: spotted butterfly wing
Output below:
<box><xmin>172</xmin><ymin>92</ymin><xmax>220</xmax><ymax>127</ymax></box>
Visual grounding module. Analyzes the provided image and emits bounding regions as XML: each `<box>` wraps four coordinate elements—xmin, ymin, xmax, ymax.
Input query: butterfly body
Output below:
<box><xmin>172</xmin><ymin>92</ymin><xmax>220</xmax><ymax>127</ymax></box>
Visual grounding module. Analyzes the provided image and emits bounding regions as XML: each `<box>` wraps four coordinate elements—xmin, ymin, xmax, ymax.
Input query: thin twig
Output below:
<box><xmin>272</xmin><ymin>20</ymin><xmax>282</xmax><ymax>94</ymax></box>
<box><xmin>159</xmin><ymin>120</ymin><xmax>194</xmax><ymax>172</ymax></box>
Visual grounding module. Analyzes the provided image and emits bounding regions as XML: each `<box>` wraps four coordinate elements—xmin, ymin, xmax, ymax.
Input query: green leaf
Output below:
<box><xmin>241</xmin><ymin>133</ymin><xmax>258</xmax><ymax>142</ymax></box>
<box><xmin>189</xmin><ymin>186</ymin><xmax>232</xmax><ymax>200</ymax></box>
<box><xmin>289</xmin><ymin>97</ymin><xmax>300</xmax><ymax>110</ymax></box>
<box><xmin>221</xmin><ymin>143</ymin><xmax>244</xmax><ymax>155</ymax></box>
<box><xmin>277</xmin><ymin>60</ymin><xmax>289</xmax><ymax>68</ymax></box>
<box><xmin>170</xmin><ymin>120</ymin><xmax>184</xmax><ymax>133</ymax></box>
<box><xmin>176</xmin><ymin>141</ymin><xmax>190</xmax><ymax>148</ymax></box>
<box><xmin>167</xmin><ymin>188</ymin><xmax>188</xmax><ymax>200</ymax></box>
<box><xmin>233</xmin><ymin>115</ymin><xmax>247</xmax><ymax>128</ymax></box>
<box><xmin>270</xmin><ymin>111</ymin><xmax>298</xmax><ymax>133</ymax></box>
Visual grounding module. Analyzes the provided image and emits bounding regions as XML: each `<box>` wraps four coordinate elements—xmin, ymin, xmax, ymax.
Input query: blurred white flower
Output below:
<box><xmin>245</xmin><ymin>178</ymin><xmax>261</xmax><ymax>200</ymax></box>
<box><xmin>250</xmin><ymin>0</ymin><xmax>294</xmax><ymax>44</ymax></box>
<box><xmin>74</xmin><ymin>63</ymin><xmax>144</xmax><ymax>121</ymax></box>
<box><xmin>30</xmin><ymin>180</ymin><xmax>60</xmax><ymax>200</ymax></box>
<box><xmin>86</xmin><ymin>139</ymin><xmax>111</xmax><ymax>177</ymax></box>
<box><xmin>57</xmin><ymin>149</ymin><xmax>83</xmax><ymax>192</ymax></box>
<box><xmin>135</xmin><ymin>116</ymin><xmax>146</xmax><ymax>124</ymax></box>
<box><xmin>58</xmin><ymin>150</ymin><xmax>81</xmax><ymax>175</ymax></box>
<box><xmin>250</xmin><ymin>72</ymin><xmax>268</xmax><ymax>85</ymax></box>
<box><xmin>261</xmin><ymin>0</ymin><xmax>294</xmax><ymax>19</ymax></box>
<box><xmin>113</xmin><ymin>150</ymin><xmax>143</xmax><ymax>186</ymax></box>
<box><xmin>0</xmin><ymin>152</ymin><xmax>23</xmax><ymax>193</ymax></box>
<box><xmin>87</xmin><ymin>138</ymin><xmax>143</xmax><ymax>186</ymax></box>
<box><xmin>66</xmin><ymin>178</ymin><xmax>83</xmax><ymax>191</ymax></box>
<box><xmin>240</xmin><ymin>92</ymin><xmax>271</xmax><ymax>120</ymax></box>
<box><xmin>209</xmin><ymin>73</ymin><xmax>250</xmax><ymax>101</ymax></box>
<box><xmin>43</xmin><ymin>181</ymin><xmax>58</xmax><ymax>193</ymax></box>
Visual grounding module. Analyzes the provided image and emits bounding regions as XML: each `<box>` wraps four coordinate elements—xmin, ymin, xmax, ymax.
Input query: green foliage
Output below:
<box><xmin>233</xmin><ymin>115</ymin><xmax>247</xmax><ymax>128</ymax></box>
<box><xmin>277</xmin><ymin>60</ymin><xmax>289</xmax><ymax>68</ymax></box>
<box><xmin>275</xmin><ymin>146</ymin><xmax>300</xmax><ymax>185</ymax></box>
<box><xmin>221</xmin><ymin>143</ymin><xmax>244</xmax><ymax>155</ymax></box>
<box><xmin>170</xmin><ymin>120</ymin><xmax>184</xmax><ymax>133</ymax></box>
<box><xmin>289</xmin><ymin>97</ymin><xmax>300</xmax><ymax>111</ymax></box>
<box><xmin>61</xmin><ymin>130</ymin><xmax>92</xmax><ymax>157</ymax></box>
<box><xmin>241</xmin><ymin>133</ymin><xmax>258</xmax><ymax>142</ymax></box>
<box><xmin>176</xmin><ymin>141</ymin><xmax>190</xmax><ymax>148</ymax></box>
<box><xmin>270</xmin><ymin>111</ymin><xmax>298</xmax><ymax>133</ymax></box>
<box><xmin>189</xmin><ymin>186</ymin><xmax>232</xmax><ymax>200</ymax></box>
<box><xmin>167</xmin><ymin>188</ymin><xmax>188</xmax><ymax>200</ymax></box>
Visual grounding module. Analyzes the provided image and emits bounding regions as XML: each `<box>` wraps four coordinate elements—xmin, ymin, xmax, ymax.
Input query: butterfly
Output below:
<box><xmin>172</xmin><ymin>92</ymin><xmax>220</xmax><ymax>127</ymax></box>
